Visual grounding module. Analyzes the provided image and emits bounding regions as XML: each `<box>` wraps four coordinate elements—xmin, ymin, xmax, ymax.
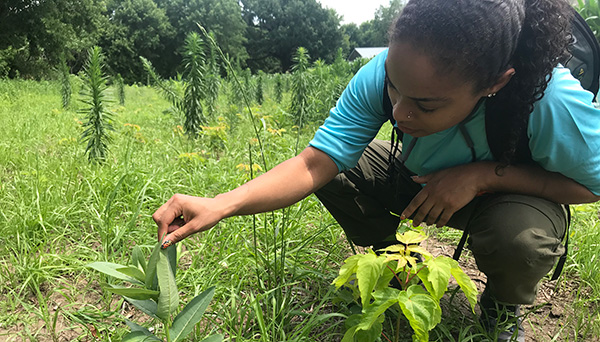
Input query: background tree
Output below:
<box><xmin>0</xmin><ymin>0</ymin><xmax>105</xmax><ymax>78</ymax></box>
<box><xmin>154</xmin><ymin>0</ymin><xmax>247</xmax><ymax>77</ymax></box>
<box><xmin>343</xmin><ymin>0</ymin><xmax>406</xmax><ymax>50</ymax></box>
<box><xmin>99</xmin><ymin>0</ymin><xmax>174</xmax><ymax>83</ymax></box>
<box><xmin>241</xmin><ymin>0</ymin><xmax>344</xmax><ymax>72</ymax></box>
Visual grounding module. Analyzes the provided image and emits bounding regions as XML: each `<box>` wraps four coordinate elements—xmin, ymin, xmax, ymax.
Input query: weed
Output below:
<box><xmin>79</xmin><ymin>46</ymin><xmax>114</xmax><ymax>164</ymax></box>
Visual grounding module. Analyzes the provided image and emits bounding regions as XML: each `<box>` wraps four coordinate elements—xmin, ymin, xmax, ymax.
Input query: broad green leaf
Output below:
<box><xmin>396</xmin><ymin>230</ymin><xmax>427</xmax><ymax>245</ymax></box>
<box><xmin>199</xmin><ymin>334</ymin><xmax>224</xmax><ymax>342</ymax></box>
<box><xmin>341</xmin><ymin>324</ymin><xmax>359</xmax><ymax>342</ymax></box>
<box><xmin>420</xmin><ymin>256</ymin><xmax>453</xmax><ymax>301</ymax></box>
<box><xmin>131</xmin><ymin>245</ymin><xmax>147</xmax><ymax>273</ymax></box>
<box><xmin>125</xmin><ymin>298</ymin><xmax>159</xmax><ymax>319</ymax></box>
<box><xmin>87</xmin><ymin>262</ymin><xmax>143</xmax><ymax>285</ymax></box>
<box><xmin>121</xmin><ymin>331</ymin><xmax>161</xmax><ymax>342</ymax></box>
<box><xmin>117</xmin><ymin>266</ymin><xmax>146</xmax><ymax>283</ymax></box>
<box><xmin>102</xmin><ymin>284</ymin><xmax>159</xmax><ymax>300</ymax></box>
<box><xmin>358</xmin><ymin>287</ymin><xmax>400</xmax><ymax>331</ymax></box>
<box><xmin>125</xmin><ymin>320</ymin><xmax>161</xmax><ymax>340</ymax></box>
<box><xmin>374</xmin><ymin>262</ymin><xmax>396</xmax><ymax>291</ymax></box>
<box><xmin>156</xmin><ymin>246</ymin><xmax>179</xmax><ymax>320</ymax></box>
<box><xmin>167</xmin><ymin>243</ymin><xmax>178</xmax><ymax>278</ymax></box>
<box><xmin>355</xmin><ymin>315</ymin><xmax>383</xmax><ymax>342</ymax></box>
<box><xmin>145</xmin><ymin>240</ymin><xmax>162</xmax><ymax>290</ymax></box>
<box><xmin>356</xmin><ymin>254</ymin><xmax>387</xmax><ymax>308</ymax></box>
<box><xmin>170</xmin><ymin>286</ymin><xmax>215</xmax><ymax>342</ymax></box>
<box><xmin>450</xmin><ymin>263</ymin><xmax>478</xmax><ymax>311</ymax></box>
<box><xmin>397</xmin><ymin>285</ymin><xmax>442</xmax><ymax>342</ymax></box>
<box><xmin>332</xmin><ymin>254</ymin><xmax>361</xmax><ymax>288</ymax></box>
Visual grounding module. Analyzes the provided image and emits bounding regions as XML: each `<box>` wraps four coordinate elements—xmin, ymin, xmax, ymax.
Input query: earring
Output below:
<box><xmin>407</xmin><ymin>111</ymin><xmax>413</xmax><ymax>119</ymax></box>
<box><xmin>487</xmin><ymin>93</ymin><xmax>497</xmax><ymax>98</ymax></box>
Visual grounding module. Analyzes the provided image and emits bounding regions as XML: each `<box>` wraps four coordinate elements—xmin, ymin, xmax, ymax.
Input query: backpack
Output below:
<box><xmin>382</xmin><ymin>8</ymin><xmax>600</xmax><ymax>280</ymax></box>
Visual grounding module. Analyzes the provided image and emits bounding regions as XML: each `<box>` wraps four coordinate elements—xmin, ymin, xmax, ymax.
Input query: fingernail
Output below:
<box><xmin>161</xmin><ymin>240</ymin><xmax>173</xmax><ymax>249</ymax></box>
<box><xmin>400</xmin><ymin>215</ymin><xmax>406</xmax><ymax>220</ymax></box>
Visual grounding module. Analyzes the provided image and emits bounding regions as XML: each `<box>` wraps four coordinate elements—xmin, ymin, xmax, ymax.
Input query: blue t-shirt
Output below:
<box><xmin>309</xmin><ymin>49</ymin><xmax>600</xmax><ymax>195</ymax></box>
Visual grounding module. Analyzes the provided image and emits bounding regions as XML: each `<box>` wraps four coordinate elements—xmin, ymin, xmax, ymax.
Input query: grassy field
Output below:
<box><xmin>0</xmin><ymin>78</ymin><xmax>598</xmax><ymax>341</ymax></box>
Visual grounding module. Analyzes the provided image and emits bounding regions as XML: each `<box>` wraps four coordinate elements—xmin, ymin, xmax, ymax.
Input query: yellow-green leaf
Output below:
<box><xmin>332</xmin><ymin>254</ymin><xmax>361</xmax><ymax>288</ymax></box>
<box><xmin>376</xmin><ymin>244</ymin><xmax>405</xmax><ymax>254</ymax></box>
<box><xmin>356</xmin><ymin>254</ymin><xmax>387</xmax><ymax>308</ymax></box>
<box><xmin>358</xmin><ymin>287</ymin><xmax>400</xmax><ymax>331</ymax></box>
<box><xmin>420</xmin><ymin>256</ymin><xmax>453</xmax><ymax>301</ymax></box>
<box><xmin>406</xmin><ymin>245</ymin><xmax>433</xmax><ymax>258</ymax></box>
<box><xmin>396</xmin><ymin>230</ymin><xmax>427</xmax><ymax>245</ymax></box>
<box><xmin>451</xmin><ymin>263</ymin><xmax>478</xmax><ymax>312</ymax></box>
<box><xmin>397</xmin><ymin>285</ymin><xmax>442</xmax><ymax>342</ymax></box>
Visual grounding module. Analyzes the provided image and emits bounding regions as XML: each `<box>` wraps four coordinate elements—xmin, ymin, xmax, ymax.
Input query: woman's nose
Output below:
<box><xmin>392</xmin><ymin>99</ymin><xmax>411</xmax><ymax>122</ymax></box>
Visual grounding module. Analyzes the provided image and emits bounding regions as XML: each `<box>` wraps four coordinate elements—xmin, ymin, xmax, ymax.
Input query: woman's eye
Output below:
<box><xmin>416</xmin><ymin>103</ymin><xmax>435</xmax><ymax>113</ymax></box>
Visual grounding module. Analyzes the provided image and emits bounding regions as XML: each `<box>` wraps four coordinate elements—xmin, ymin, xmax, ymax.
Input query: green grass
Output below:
<box><xmin>0</xmin><ymin>78</ymin><xmax>598</xmax><ymax>341</ymax></box>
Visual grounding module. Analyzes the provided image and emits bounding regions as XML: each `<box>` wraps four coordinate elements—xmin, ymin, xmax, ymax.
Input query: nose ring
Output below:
<box><xmin>407</xmin><ymin>111</ymin><xmax>413</xmax><ymax>119</ymax></box>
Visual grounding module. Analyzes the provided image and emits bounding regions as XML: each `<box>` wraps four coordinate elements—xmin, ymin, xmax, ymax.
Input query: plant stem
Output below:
<box><xmin>406</xmin><ymin>265</ymin><xmax>427</xmax><ymax>285</ymax></box>
<box><xmin>386</xmin><ymin>264</ymin><xmax>405</xmax><ymax>290</ymax></box>
<box><xmin>165</xmin><ymin>321</ymin><xmax>171</xmax><ymax>342</ymax></box>
<box><xmin>381</xmin><ymin>332</ymin><xmax>393</xmax><ymax>342</ymax></box>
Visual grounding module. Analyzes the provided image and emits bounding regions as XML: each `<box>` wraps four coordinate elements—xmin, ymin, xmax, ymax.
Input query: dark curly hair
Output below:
<box><xmin>389</xmin><ymin>0</ymin><xmax>573</xmax><ymax>164</ymax></box>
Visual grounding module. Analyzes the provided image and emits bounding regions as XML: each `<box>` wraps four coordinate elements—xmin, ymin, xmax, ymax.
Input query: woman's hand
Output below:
<box><xmin>153</xmin><ymin>194</ymin><xmax>226</xmax><ymax>248</ymax></box>
<box><xmin>401</xmin><ymin>163</ymin><xmax>487</xmax><ymax>227</ymax></box>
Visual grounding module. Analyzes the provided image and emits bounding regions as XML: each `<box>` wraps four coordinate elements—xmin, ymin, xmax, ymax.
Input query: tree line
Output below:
<box><xmin>0</xmin><ymin>0</ymin><xmax>405</xmax><ymax>82</ymax></box>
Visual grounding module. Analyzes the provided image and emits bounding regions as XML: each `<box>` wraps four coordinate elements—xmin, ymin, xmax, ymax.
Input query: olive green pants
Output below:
<box><xmin>315</xmin><ymin>140</ymin><xmax>567</xmax><ymax>304</ymax></box>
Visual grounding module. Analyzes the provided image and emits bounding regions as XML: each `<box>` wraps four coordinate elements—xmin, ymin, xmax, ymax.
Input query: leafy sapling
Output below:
<box><xmin>87</xmin><ymin>241</ymin><xmax>222</xmax><ymax>342</ymax></box>
<box><xmin>333</xmin><ymin>229</ymin><xmax>478</xmax><ymax>342</ymax></box>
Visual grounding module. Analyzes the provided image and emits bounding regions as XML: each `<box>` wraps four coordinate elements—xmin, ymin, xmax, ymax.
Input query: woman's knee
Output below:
<box><xmin>467</xmin><ymin>195</ymin><xmax>567</xmax><ymax>273</ymax></box>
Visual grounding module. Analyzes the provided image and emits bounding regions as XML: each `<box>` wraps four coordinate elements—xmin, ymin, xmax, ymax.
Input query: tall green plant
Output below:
<box><xmin>87</xmin><ymin>242</ymin><xmax>222</xmax><ymax>341</ymax></box>
<box><xmin>182</xmin><ymin>32</ymin><xmax>208</xmax><ymax>138</ymax></box>
<box><xmin>80</xmin><ymin>46</ymin><xmax>113</xmax><ymax>164</ymax></box>
<box><xmin>333</xmin><ymin>229</ymin><xmax>478</xmax><ymax>342</ymax></box>
<box><xmin>290</xmin><ymin>47</ymin><xmax>312</xmax><ymax>126</ymax></box>
<box><xmin>255</xmin><ymin>71</ymin><xmax>264</xmax><ymax>105</ymax></box>
<box><xmin>60</xmin><ymin>59</ymin><xmax>71</xmax><ymax>109</ymax></box>
<box><xmin>274</xmin><ymin>73</ymin><xmax>284</xmax><ymax>103</ymax></box>
<box><xmin>115</xmin><ymin>73</ymin><xmax>125</xmax><ymax>106</ymax></box>
<box><xmin>205</xmin><ymin>32</ymin><xmax>221</xmax><ymax>118</ymax></box>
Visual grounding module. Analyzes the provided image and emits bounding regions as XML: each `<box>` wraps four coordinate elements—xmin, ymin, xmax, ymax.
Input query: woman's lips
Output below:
<box><xmin>397</xmin><ymin>124</ymin><xmax>417</xmax><ymax>135</ymax></box>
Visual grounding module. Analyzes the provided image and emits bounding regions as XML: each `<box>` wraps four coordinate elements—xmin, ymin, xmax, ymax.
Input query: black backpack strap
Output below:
<box><xmin>551</xmin><ymin>205</ymin><xmax>571</xmax><ymax>281</ymax></box>
<box><xmin>566</xmin><ymin>9</ymin><xmax>600</xmax><ymax>98</ymax></box>
<box><xmin>383</xmin><ymin>80</ymin><xmax>403</xmax><ymax>139</ymax></box>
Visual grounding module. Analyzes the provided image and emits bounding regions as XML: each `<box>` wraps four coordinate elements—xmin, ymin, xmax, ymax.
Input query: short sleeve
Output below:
<box><xmin>309</xmin><ymin>51</ymin><xmax>389</xmax><ymax>171</ymax></box>
<box><xmin>528</xmin><ymin>67</ymin><xmax>600</xmax><ymax>195</ymax></box>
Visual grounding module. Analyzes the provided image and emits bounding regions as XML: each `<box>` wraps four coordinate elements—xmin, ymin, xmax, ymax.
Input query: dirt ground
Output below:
<box><xmin>0</xmin><ymin>238</ymin><xmax>597</xmax><ymax>341</ymax></box>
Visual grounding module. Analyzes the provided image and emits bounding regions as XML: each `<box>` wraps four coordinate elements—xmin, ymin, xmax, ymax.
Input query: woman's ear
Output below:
<box><xmin>484</xmin><ymin>68</ymin><xmax>516</xmax><ymax>96</ymax></box>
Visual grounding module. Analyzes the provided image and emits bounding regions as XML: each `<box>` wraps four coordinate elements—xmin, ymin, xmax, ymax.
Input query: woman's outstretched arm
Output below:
<box><xmin>153</xmin><ymin>146</ymin><xmax>339</xmax><ymax>246</ymax></box>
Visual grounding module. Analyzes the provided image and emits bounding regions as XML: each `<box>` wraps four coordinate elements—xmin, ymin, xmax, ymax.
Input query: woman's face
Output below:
<box><xmin>385</xmin><ymin>42</ymin><xmax>489</xmax><ymax>137</ymax></box>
